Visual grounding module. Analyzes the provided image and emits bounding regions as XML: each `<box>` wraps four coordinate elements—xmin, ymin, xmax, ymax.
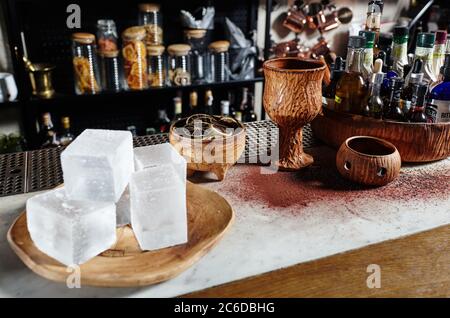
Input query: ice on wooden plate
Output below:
<box><xmin>130</xmin><ymin>165</ymin><xmax>187</xmax><ymax>251</ymax></box>
<box><xmin>61</xmin><ymin>129</ymin><xmax>134</xmax><ymax>202</ymax></box>
<box><xmin>26</xmin><ymin>188</ymin><xmax>116</xmax><ymax>266</ymax></box>
<box><xmin>116</xmin><ymin>185</ymin><xmax>130</xmax><ymax>226</ymax></box>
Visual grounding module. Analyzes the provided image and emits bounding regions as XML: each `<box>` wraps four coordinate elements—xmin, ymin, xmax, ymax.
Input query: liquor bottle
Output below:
<box><xmin>126</xmin><ymin>125</ymin><xmax>138</xmax><ymax>137</ymax></box>
<box><xmin>432</xmin><ymin>30</ymin><xmax>447</xmax><ymax>80</ymax></box>
<box><xmin>365</xmin><ymin>0</ymin><xmax>384</xmax><ymax>54</ymax></box>
<box><xmin>239</xmin><ymin>88</ymin><xmax>250</xmax><ymax>121</ymax></box>
<box><xmin>406</xmin><ymin>33</ymin><xmax>436</xmax><ymax>84</ymax></box>
<box><xmin>189</xmin><ymin>90</ymin><xmax>198</xmax><ymax>115</ymax></box>
<box><xmin>366</xmin><ymin>59</ymin><xmax>384</xmax><ymax>119</ymax></box>
<box><xmin>204</xmin><ymin>90</ymin><xmax>214</xmax><ymax>115</ymax></box>
<box><xmin>335</xmin><ymin>36</ymin><xmax>368</xmax><ymax>114</ymax></box>
<box><xmin>323</xmin><ymin>56</ymin><xmax>344</xmax><ymax>105</ymax></box>
<box><xmin>59</xmin><ymin>116</ymin><xmax>74</xmax><ymax>146</ymax></box>
<box><xmin>407</xmin><ymin>83</ymin><xmax>428</xmax><ymax>123</ymax></box>
<box><xmin>173</xmin><ymin>96</ymin><xmax>183</xmax><ymax>121</ymax></box>
<box><xmin>426</xmin><ymin>54</ymin><xmax>450</xmax><ymax>123</ymax></box>
<box><xmin>383</xmin><ymin>77</ymin><xmax>405</xmax><ymax>122</ymax></box>
<box><xmin>359</xmin><ymin>30</ymin><xmax>375</xmax><ymax>80</ymax></box>
<box><xmin>39</xmin><ymin>112</ymin><xmax>60</xmax><ymax>148</ymax></box>
<box><xmin>154</xmin><ymin>109</ymin><xmax>171</xmax><ymax>133</ymax></box>
<box><xmin>400</xmin><ymin>59</ymin><xmax>423</xmax><ymax>115</ymax></box>
<box><xmin>227</xmin><ymin>90</ymin><xmax>237</xmax><ymax>118</ymax></box>
<box><xmin>243</xmin><ymin>91</ymin><xmax>257</xmax><ymax>122</ymax></box>
<box><xmin>391</xmin><ymin>26</ymin><xmax>409</xmax><ymax>78</ymax></box>
<box><xmin>220</xmin><ymin>100</ymin><xmax>231</xmax><ymax>117</ymax></box>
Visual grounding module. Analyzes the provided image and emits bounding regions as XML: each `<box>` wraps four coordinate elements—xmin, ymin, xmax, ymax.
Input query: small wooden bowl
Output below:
<box><xmin>169</xmin><ymin>116</ymin><xmax>246</xmax><ymax>181</ymax></box>
<box><xmin>336</xmin><ymin>136</ymin><xmax>401</xmax><ymax>186</ymax></box>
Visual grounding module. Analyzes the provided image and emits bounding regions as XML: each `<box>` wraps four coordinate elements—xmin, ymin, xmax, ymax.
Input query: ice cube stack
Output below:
<box><xmin>27</xmin><ymin>129</ymin><xmax>188</xmax><ymax>266</ymax></box>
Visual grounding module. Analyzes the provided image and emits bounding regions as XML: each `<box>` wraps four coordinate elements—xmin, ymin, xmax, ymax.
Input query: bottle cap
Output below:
<box><xmin>416</xmin><ymin>32</ymin><xmax>435</xmax><ymax>48</ymax></box>
<box><xmin>435</xmin><ymin>30</ymin><xmax>448</xmax><ymax>44</ymax></box>
<box><xmin>168</xmin><ymin>44</ymin><xmax>191</xmax><ymax>56</ymax></box>
<box><xmin>393</xmin><ymin>26</ymin><xmax>408</xmax><ymax>37</ymax></box>
<box><xmin>146</xmin><ymin>45</ymin><xmax>165</xmax><ymax>56</ymax></box>
<box><xmin>347</xmin><ymin>36</ymin><xmax>366</xmax><ymax>49</ymax></box>
<box><xmin>138</xmin><ymin>3</ymin><xmax>160</xmax><ymax>12</ymax></box>
<box><xmin>184</xmin><ymin>29</ymin><xmax>207</xmax><ymax>39</ymax></box>
<box><xmin>359</xmin><ymin>31</ymin><xmax>376</xmax><ymax>48</ymax></box>
<box><xmin>208</xmin><ymin>41</ymin><xmax>230</xmax><ymax>53</ymax></box>
<box><xmin>371</xmin><ymin>59</ymin><xmax>385</xmax><ymax>85</ymax></box>
<box><xmin>72</xmin><ymin>33</ymin><xmax>96</xmax><ymax>44</ymax></box>
<box><xmin>122</xmin><ymin>26</ymin><xmax>146</xmax><ymax>41</ymax></box>
<box><xmin>389</xmin><ymin>77</ymin><xmax>404</xmax><ymax>90</ymax></box>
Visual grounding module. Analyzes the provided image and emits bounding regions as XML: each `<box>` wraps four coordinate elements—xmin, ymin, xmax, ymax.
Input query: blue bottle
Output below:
<box><xmin>426</xmin><ymin>54</ymin><xmax>450</xmax><ymax>123</ymax></box>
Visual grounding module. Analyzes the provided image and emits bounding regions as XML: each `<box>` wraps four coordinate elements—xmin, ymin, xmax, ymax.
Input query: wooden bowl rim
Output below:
<box><xmin>169</xmin><ymin>118</ymin><xmax>246</xmax><ymax>144</ymax></box>
<box><xmin>344</xmin><ymin>136</ymin><xmax>399</xmax><ymax>158</ymax></box>
<box><xmin>263</xmin><ymin>57</ymin><xmax>326</xmax><ymax>74</ymax></box>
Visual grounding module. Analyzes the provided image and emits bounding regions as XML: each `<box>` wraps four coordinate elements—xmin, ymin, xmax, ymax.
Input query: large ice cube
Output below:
<box><xmin>61</xmin><ymin>129</ymin><xmax>134</xmax><ymax>202</ymax></box>
<box><xmin>116</xmin><ymin>186</ymin><xmax>130</xmax><ymax>226</ymax></box>
<box><xmin>134</xmin><ymin>143</ymin><xmax>186</xmax><ymax>183</ymax></box>
<box><xmin>130</xmin><ymin>165</ymin><xmax>187</xmax><ymax>251</ymax></box>
<box><xmin>26</xmin><ymin>188</ymin><xmax>116</xmax><ymax>266</ymax></box>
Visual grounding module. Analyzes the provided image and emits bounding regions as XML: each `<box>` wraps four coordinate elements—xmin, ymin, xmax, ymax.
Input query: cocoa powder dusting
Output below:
<box><xmin>220</xmin><ymin>147</ymin><xmax>450</xmax><ymax>209</ymax></box>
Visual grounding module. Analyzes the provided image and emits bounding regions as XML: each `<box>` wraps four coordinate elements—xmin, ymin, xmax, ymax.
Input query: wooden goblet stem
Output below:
<box><xmin>276</xmin><ymin>126</ymin><xmax>314</xmax><ymax>171</ymax></box>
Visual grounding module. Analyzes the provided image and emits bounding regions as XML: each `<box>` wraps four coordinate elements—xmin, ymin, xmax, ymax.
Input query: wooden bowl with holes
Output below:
<box><xmin>169</xmin><ymin>115</ymin><xmax>246</xmax><ymax>181</ymax></box>
<box><xmin>336</xmin><ymin>136</ymin><xmax>401</xmax><ymax>187</ymax></box>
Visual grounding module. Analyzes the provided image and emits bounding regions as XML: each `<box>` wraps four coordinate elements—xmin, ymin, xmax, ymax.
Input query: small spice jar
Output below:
<box><xmin>122</xmin><ymin>26</ymin><xmax>148</xmax><ymax>90</ymax></box>
<box><xmin>147</xmin><ymin>45</ymin><xmax>166</xmax><ymax>87</ymax></box>
<box><xmin>209</xmin><ymin>40</ymin><xmax>230</xmax><ymax>83</ymax></box>
<box><xmin>168</xmin><ymin>44</ymin><xmax>191</xmax><ymax>86</ymax></box>
<box><xmin>97</xmin><ymin>20</ymin><xmax>122</xmax><ymax>92</ymax></box>
<box><xmin>184</xmin><ymin>29</ymin><xmax>207</xmax><ymax>83</ymax></box>
<box><xmin>71</xmin><ymin>32</ymin><xmax>101</xmax><ymax>95</ymax></box>
<box><xmin>138</xmin><ymin>3</ymin><xmax>163</xmax><ymax>46</ymax></box>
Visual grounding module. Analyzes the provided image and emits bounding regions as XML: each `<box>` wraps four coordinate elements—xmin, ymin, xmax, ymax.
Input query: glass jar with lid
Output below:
<box><xmin>184</xmin><ymin>29</ymin><xmax>207</xmax><ymax>83</ymax></box>
<box><xmin>209</xmin><ymin>40</ymin><xmax>230</xmax><ymax>82</ymax></box>
<box><xmin>168</xmin><ymin>44</ymin><xmax>191</xmax><ymax>86</ymax></box>
<box><xmin>147</xmin><ymin>45</ymin><xmax>166</xmax><ymax>87</ymax></box>
<box><xmin>122</xmin><ymin>26</ymin><xmax>148</xmax><ymax>90</ymax></box>
<box><xmin>138</xmin><ymin>3</ymin><xmax>163</xmax><ymax>46</ymax></box>
<box><xmin>97</xmin><ymin>20</ymin><xmax>122</xmax><ymax>92</ymax></box>
<box><xmin>71</xmin><ymin>32</ymin><xmax>101</xmax><ymax>94</ymax></box>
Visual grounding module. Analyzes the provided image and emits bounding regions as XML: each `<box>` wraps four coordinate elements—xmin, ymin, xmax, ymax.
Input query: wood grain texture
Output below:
<box><xmin>312</xmin><ymin>107</ymin><xmax>450</xmax><ymax>163</ymax></box>
<box><xmin>184</xmin><ymin>224</ymin><xmax>450</xmax><ymax>298</ymax></box>
<box><xmin>7</xmin><ymin>182</ymin><xmax>234</xmax><ymax>287</ymax></box>
<box><xmin>336</xmin><ymin>136</ymin><xmax>401</xmax><ymax>186</ymax></box>
<box><xmin>263</xmin><ymin>58</ymin><xmax>326</xmax><ymax>170</ymax></box>
<box><xmin>169</xmin><ymin>122</ymin><xmax>246</xmax><ymax>181</ymax></box>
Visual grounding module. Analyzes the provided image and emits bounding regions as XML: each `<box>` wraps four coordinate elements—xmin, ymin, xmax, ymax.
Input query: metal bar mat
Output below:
<box><xmin>0</xmin><ymin>121</ymin><xmax>318</xmax><ymax>197</ymax></box>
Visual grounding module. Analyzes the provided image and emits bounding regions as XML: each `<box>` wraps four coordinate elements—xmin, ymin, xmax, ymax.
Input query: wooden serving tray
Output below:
<box><xmin>311</xmin><ymin>106</ymin><xmax>450</xmax><ymax>162</ymax></box>
<box><xmin>7</xmin><ymin>182</ymin><xmax>234</xmax><ymax>287</ymax></box>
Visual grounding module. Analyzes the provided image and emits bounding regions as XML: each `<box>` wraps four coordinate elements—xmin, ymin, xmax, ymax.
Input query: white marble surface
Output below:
<box><xmin>0</xmin><ymin>148</ymin><xmax>449</xmax><ymax>298</ymax></box>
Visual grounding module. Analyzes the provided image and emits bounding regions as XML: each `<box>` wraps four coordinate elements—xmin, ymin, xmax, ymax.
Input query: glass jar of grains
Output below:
<box><xmin>184</xmin><ymin>29</ymin><xmax>207</xmax><ymax>84</ymax></box>
<box><xmin>147</xmin><ymin>45</ymin><xmax>166</xmax><ymax>87</ymax></box>
<box><xmin>138</xmin><ymin>3</ymin><xmax>163</xmax><ymax>46</ymax></box>
<box><xmin>209</xmin><ymin>40</ymin><xmax>230</xmax><ymax>82</ymax></box>
<box><xmin>122</xmin><ymin>26</ymin><xmax>148</xmax><ymax>90</ymax></box>
<box><xmin>71</xmin><ymin>32</ymin><xmax>101</xmax><ymax>94</ymax></box>
<box><xmin>168</xmin><ymin>44</ymin><xmax>191</xmax><ymax>86</ymax></box>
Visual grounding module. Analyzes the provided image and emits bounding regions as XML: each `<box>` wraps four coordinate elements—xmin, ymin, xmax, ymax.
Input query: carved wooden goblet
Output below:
<box><xmin>263</xmin><ymin>58</ymin><xmax>326</xmax><ymax>170</ymax></box>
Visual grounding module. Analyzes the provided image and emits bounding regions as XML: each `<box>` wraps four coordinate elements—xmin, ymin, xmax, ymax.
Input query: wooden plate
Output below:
<box><xmin>312</xmin><ymin>107</ymin><xmax>450</xmax><ymax>163</ymax></box>
<box><xmin>7</xmin><ymin>182</ymin><xmax>234</xmax><ymax>287</ymax></box>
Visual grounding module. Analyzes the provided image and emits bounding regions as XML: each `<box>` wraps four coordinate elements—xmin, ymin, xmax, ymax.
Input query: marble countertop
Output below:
<box><xmin>1</xmin><ymin>146</ymin><xmax>449</xmax><ymax>298</ymax></box>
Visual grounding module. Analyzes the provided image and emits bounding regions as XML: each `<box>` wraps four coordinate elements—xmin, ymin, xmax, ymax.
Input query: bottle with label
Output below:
<box><xmin>335</xmin><ymin>36</ymin><xmax>368</xmax><ymax>114</ymax></box>
<box><xmin>359</xmin><ymin>30</ymin><xmax>375</xmax><ymax>80</ymax></box>
<box><xmin>365</xmin><ymin>0</ymin><xmax>384</xmax><ymax>54</ymax></box>
<box><xmin>366</xmin><ymin>59</ymin><xmax>385</xmax><ymax>119</ymax></box>
<box><xmin>407</xmin><ymin>83</ymin><xmax>428</xmax><ymax>123</ymax></box>
<box><xmin>426</xmin><ymin>54</ymin><xmax>450</xmax><ymax>123</ymax></box>
<box><xmin>400</xmin><ymin>59</ymin><xmax>424</xmax><ymax>115</ymax></box>
<box><xmin>59</xmin><ymin>117</ymin><xmax>74</xmax><ymax>146</ymax></box>
<box><xmin>204</xmin><ymin>90</ymin><xmax>214</xmax><ymax>115</ymax></box>
<box><xmin>391</xmin><ymin>26</ymin><xmax>409</xmax><ymax>78</ymax></box>
<box><xmin>189</xmin><ymin>90</ymin><xmax>198</xmax><ymax>115</ymax></box>
<box><xmin>406</xmin><ymin>32</ymin><xmax>436</xmax><ymax>84</ymax></box>
<box><xmin>383</xmin><ymin>77</ymin><xmax>405</xmax><ymax>122</ymax></box>
<box><xmin>173</xmin><ymin>96</ymin><xmax>183</xmax><ymax>121</ymax></box>
<box><xmin>154</xmin><ymin>109</ymin><xmax>171</xmax><ymax>133</ymax></box>
<box><xmin>39</xmin><ymin>112</ymin><xmax>60</xmax><ymax>148</ymax></box>
<box><xmin>432</xmin><ymin>30</ymin><xmax>447</xmax><ymax>80</ymax></box>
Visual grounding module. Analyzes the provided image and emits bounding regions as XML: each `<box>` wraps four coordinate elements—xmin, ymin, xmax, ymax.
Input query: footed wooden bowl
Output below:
<box><xmin>336</xmin><ymin>136</ymin><xmax>401</xmax><ymax>186</ymax></box>
<box><xmin>312</xmin><ymin>106</ymin><xmax>450</xmax><ymax>162</ymax></box>
<box><xmin>169</xmin><ymin>116</ymin><xmax>246</xmax><ymax>181</ymax></box>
